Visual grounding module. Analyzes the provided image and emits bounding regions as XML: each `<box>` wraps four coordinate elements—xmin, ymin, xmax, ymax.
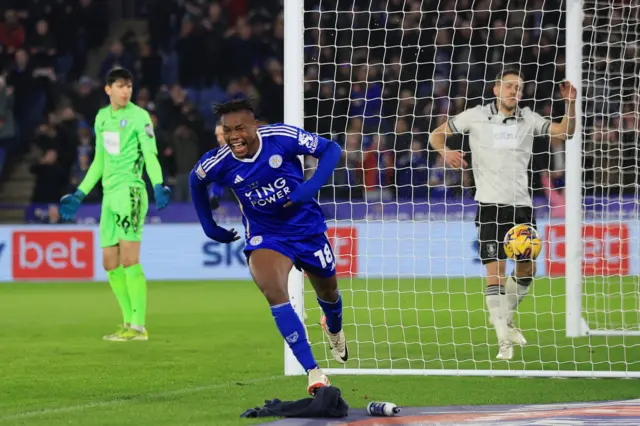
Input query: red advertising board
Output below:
<box><xmin>546</xmin><ymin>223</ymin><xmax>629</xmax><ymax>276</ymax></box>
<box><xmin>12</xmin><ymin>231</ymin><xmax>94</xmax><ymax>280</ymax></box>
<box><xmin>327</xmin><ymin>227</ymin><xmax>357</xmax><ymax>277</ymax></box>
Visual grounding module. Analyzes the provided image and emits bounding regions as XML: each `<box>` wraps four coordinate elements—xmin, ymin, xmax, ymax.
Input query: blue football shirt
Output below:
<box><xmin>192</xmin><ymin>124</ymin><xmax>332</xmax><ymax>238</ymax></box>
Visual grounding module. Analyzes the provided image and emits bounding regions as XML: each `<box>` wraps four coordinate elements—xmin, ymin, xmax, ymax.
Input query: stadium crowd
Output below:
<box><xmin>0</xmin><ymin>0</ymin><xmax>636</xmax><ymax>214</ymax></box>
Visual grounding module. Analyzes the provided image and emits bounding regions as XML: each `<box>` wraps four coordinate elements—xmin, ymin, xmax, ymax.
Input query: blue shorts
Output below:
<box><xmin>244</xmin><ymin>233</ymin><xmax>337</xmax><ymax>278</ymax></box>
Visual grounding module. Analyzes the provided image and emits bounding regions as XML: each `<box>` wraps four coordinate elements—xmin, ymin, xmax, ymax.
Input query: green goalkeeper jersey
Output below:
<box><xmin>78</xmin><ymin>102</ymin><xmax>164</xmax><ymax>195</ymax></box>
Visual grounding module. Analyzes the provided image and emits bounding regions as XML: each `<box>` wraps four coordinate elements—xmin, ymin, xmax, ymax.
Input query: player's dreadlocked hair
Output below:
<box><xmin>213</xmin><ymin>98</ymin><xmax>255</xmax><ymax>116</ymax></box>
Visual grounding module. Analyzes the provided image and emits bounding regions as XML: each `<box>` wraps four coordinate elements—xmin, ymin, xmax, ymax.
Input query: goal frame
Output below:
<box><xmin>283</xmin><ymin>0</ymin><xmax>640</xmax><ymax>378</ymax></box>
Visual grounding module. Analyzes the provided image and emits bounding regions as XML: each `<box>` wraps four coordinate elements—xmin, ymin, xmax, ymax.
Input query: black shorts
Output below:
<box><xmin>475</xmin><ymin>203</ymin><xmax>536</xmax><ymax>264</ymax></box>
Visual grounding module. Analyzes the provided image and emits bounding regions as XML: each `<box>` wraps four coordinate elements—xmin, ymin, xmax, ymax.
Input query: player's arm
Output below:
<box><xmin>282</xmin><ymin>128</ymin><xmax>342</xmax><ymax>206</ymax></box>
<box><xmin>189</xmin><ymin>156</ymin><xmax>239</xmax><ymax>243</ymax></box>
<box><xmin>548</xmin><ymin>81</ymin><xmax>577</xmax><ymax>140</ymax></box>
<box><xmin>429</xmin><ymin>111</ymin><xmax>471</xmax><ymax>168</ymax></box>
<box><xmin>208</xmin><ymin>182</ymin><xmax>224</xmax><ymax>210</ymax></box>
<box><xmin>137</xmin><ymin>111</ymin><xmax>170</xmax><ymax>209</ymax></box>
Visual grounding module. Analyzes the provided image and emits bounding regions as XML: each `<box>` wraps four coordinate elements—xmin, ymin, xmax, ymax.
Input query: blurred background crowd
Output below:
<box><xmin>0</xmin><ymin>0</ymin><xmax>637</xmax><ymax>223</ymax></box>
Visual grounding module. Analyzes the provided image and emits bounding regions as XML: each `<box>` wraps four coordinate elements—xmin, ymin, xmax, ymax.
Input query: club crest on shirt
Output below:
<box><xmin>250</xmin><ymin>236</ymin><xmax>263</xmax><ymax>246</ymax></box>
<box><xmin>269</xmin><ymin>154</ymin><xmax>283</xmax><ymax>168</ymax></box>
<box><xmin>120</xmin><ymin>119</ymin><xmax>127</xmax><ymax>128</ymax></box>
<box><xmin>298</xmin><ymin>132</ymin><xmax>318</xmax><ymax>153</ymax></box>
<box><xmin>145</xmin><ymin>124</ymin><xmax>155</xmax><ymax>138</ymax></box>
<box><xmin>486</xmin><ymin>243</ymin><xmax>497</xmax><ymax>256</ymax></box>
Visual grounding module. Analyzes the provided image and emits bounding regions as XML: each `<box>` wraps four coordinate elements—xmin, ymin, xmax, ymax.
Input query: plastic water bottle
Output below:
<box><xmin>366</xmin><ymin>401</ymin><xmax>400</xmax><ymax>416</ymax></box>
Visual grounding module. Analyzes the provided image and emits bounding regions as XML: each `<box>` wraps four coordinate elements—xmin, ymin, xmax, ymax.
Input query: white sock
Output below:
<box><xmin>131</xmin><ymin>325</ymin><xmax>145</xmax><ymax>332</ymax></box>
<box><xmin>505</xmin><ymin>275</ymin><xmax>531</xmax><ymax>327</ymax></box>
<box><xmin>486</xmin><ymin>286</ymin><xmax>509</xmax><ymax>342</ymax></box>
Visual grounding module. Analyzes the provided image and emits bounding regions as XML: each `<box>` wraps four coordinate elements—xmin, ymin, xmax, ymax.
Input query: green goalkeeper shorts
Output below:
<box><xmin>99</xmin><ymin>186</ymin><xmax>149</xmax><ymax>248</ymax></box>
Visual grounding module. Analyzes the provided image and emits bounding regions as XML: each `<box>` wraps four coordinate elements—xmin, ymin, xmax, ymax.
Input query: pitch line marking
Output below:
<box><xmin>0</xmin><ymin>375</ymin><xmax>286</xmax><ymax>422</ymax></box>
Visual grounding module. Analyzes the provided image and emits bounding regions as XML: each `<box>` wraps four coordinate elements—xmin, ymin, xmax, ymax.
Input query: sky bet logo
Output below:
<box><xmin>202</xmin><ymin>240</ymin><xmax>247</xmax><ymax>267</ymax></box>
<box><xmin>244</xmin><ymin>177</ymin><xmax>291</xmax><ymax>207</ymax></box>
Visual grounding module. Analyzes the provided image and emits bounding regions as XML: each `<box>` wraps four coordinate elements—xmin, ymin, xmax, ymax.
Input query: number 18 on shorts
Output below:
<box><xmin>244</xmin><ymin>233</ymin><xmax>337</xmax><ymax>278</ymax></box>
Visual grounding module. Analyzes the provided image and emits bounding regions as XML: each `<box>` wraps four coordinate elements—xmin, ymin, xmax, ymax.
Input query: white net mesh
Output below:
<box><xmin>299</xmin><ymin>0</ymin><xmax>640</xmax><ymax>376</ymax></box>
<box><xmin>581</xmin><ymin>0</ymin><xmax>640</xmax><ymax>336</ymax></box>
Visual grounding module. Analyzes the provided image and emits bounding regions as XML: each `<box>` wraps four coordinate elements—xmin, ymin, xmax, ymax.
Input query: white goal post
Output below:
<box><xmin>284</xmin><ymin>0</ymin><xmax>640</xmax><ymax>378</ymax></box>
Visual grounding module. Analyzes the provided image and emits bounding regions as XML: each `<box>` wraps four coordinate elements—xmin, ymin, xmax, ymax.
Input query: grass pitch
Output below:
<box><xmin>0</xmin><ymin>279</ymin><xmax>639</xmax><ymax>426</ymax></box>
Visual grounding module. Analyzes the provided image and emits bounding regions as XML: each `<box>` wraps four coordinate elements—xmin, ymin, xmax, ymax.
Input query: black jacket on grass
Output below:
<box><xmin>240</xmin><ymin>386</ymin><xmax>349</xmax><ymax>418</ymax></box>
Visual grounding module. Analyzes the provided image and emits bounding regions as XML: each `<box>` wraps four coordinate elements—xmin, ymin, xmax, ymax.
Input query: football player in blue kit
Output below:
<box><xmin>189</xmin><ymin>99</ymin><xmax>346</xmax><ymax>395</ymax></box>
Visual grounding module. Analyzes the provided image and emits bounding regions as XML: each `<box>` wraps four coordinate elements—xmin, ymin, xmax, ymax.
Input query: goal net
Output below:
<box><xmin>290</xmin><ymin>0</ymin><xmax>640</xmax><ymax>377</ymax></box>
<box><xmin>579</xmin><ymin>0</ymin><xmax>640</xmax><ymax>338</ymax></box>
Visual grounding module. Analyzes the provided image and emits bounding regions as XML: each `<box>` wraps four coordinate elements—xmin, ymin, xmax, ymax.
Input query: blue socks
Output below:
<box><xmin>271</xmin><ymin>302</ymin><xmax>318</xmax><ymax>372</ymax></box>
<box><xmin>317</xmin><ymin>292</ymin><xmax>343</xmax><ymax>334</ymax></box>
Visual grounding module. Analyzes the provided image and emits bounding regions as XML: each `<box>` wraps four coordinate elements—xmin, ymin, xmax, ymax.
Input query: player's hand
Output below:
<box><xmin>442</xmin><ymin>149</ymin><xmax>468</xmax><ymax>169</ymax></box>
<box><xmin>59</xmin><ymin>190</ymin><xmax>86</xmax><ymax>221</ymax></box>
<box><xmin>154</xmin><ymin>184</ymin><xmax>171</xmax><ymax>210</ymax></box>
<box><xmin>207</xmin><ymin>226</ymin><xmax>240</xmax><ymax>243</ymax></box>
<box><xmin>559</xmin><ymin>80</ymin><xmax>577</xmax><ymax>102</ymax></box>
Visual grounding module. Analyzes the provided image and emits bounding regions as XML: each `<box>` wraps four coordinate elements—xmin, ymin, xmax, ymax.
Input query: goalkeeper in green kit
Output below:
<box><xmin>60</xmin><ymin>68</ymin><xmax>171</xmax><ymax>341</ymax></box>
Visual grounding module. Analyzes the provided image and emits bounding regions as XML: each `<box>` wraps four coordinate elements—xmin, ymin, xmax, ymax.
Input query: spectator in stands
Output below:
<box><xmin>71</xmin><ymin>76</ymin><xmax>102</xmax><ymax>126</ymax></box>
<box><xmin>34</xmin><ymin>119</ymin><xmax>59</xmax><ymax>152</ymax></box>
<box><xmin>341</xmin><ymin>131</ymin><xmax>364</xmax><ymax>199</ymax></box>
<box><xmin>30</xmin><ymin>147</ymin><xmax>66</xmax><ymax>204</ymax></box>
<box><xmin>28</xmin><ymin>19</ymin><xmax>57</xmax><ymax>69</ymax></box>
<box><xmin>70</xmin><ymin>144</ymin><xmax>90</xmax><ymax>193</ymax></box>
<box><xmin>136</xmin><ymin>87</ymin><xmax>156</xmax><ymax>111</ymax></box>
<box><xmin>362</xmin><ymin>134</ymin><xmax>394</xmax><ymax>202</ymax></box>
<box><xmin>169</xmin><ymin>122</ymin><xmax>201</xmax><ymax>202</ymax></box>
<box><xmin>33</xmin><ymin>204</ymin><xmax>64</xmax><ymax>224</ymax></box>
<box><xmin>151</xmin><ymin>110</ymin><xmax>175</xmax><ymax>182</ymax></box>
<box><xmin>176</xmin><ymin>19</ymin><xmax>206</xmax><ymax>87</ymax></box>
<box><xmin>349</xmin><ymin>65</ymin><xmax>383</xmax><ymax>132</ymax></box>
<box><xmin>157</xmin><ymin>84</ymin><xmax>189</xmax><ymax>132</ymax></box>
<box><xmin>397</xmin><ymin>140</ymin><xmax>429</xmax><ymax>199</ymax></box>
<box><xmin>99</xmin><ymin>40</ymin><xmax>134</xmax><ymax>82</ymax></box>
<box><xmin>0</xmin><ymin>10</ymin><xmax>26</xmax><ymax>55</ymax></box>
<box><xmin>201</xmin><ymin>1</ymin><xmax>228</xmax><ymax>85</ymax></box>
<box><xmin>55</xmin><ymin>106</ymin><xmax>81</xmax><ymax>172</ymax></box>
<box><xmin>136</xmin><ymin>42</ymin><xmax>162</xmax><ymax>98</ymax></box>
<box><xmin>0</xmin><ymin>75</ymin><xmax>17</xmax><ymax>154</ymax></box>
<box><xmin>257</xmin><ymin>58</ymin><xmax>284</xmax><ymax>124</ymax></box>
<box><xmin>223</xmin><ymin>17</ymin><xmax>255</xmax><ymax>82</ymax></box>
<box><xmin>7</xmin><ymin>49</ymin><xmax>41</xmax><ymax>145</ymax></box>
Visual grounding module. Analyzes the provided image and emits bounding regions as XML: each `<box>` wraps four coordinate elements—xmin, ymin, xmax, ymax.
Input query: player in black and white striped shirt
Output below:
<box><xmin>430</xmin><ymin>67</ymin><xmax>576</xmax><ymax>360</ymax></box>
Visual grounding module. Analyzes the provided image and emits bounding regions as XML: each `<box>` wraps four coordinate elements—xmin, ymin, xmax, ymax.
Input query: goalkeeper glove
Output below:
<box><xmin>59</xmin><ymin>190</ymin><xmax>86</xmax><ymax>221</ymax></box>
<box><xmin>154</xmin><ymin>184</ymin><xmax>171</xmax><ymax>210</ymax></box>
<box><xmin>206</xmin><ymin>225</ymin><xmax>239</xmax><ymax>244</ymax></box>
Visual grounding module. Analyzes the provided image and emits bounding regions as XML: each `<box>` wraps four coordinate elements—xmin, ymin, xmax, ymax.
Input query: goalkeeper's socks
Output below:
<box><xmin>485</xmin><ymin>285</ymin><xmax>509</xmax><ymax>341</ymax></box>
<box><xmin>124</xmin><ymin>263</ymin><xmax>148</xmax><ymax>328</ymax></box>
<box><xmin>317</xmin><ymin>292</ymin><xmax>343</xmax><ymax>334</ymax></box>
<box><xmin>271</xmin><ymin>302</ymin><xmax>318</xmax><ymax>372</ymax></box>
<box><xmin>505</xmin><ymin>274</ymin><xmax>532</xmax><ymax>322</ymax></box>
<box><xmin>107</xmin><ymin>266</ymin><xmax>132</xmax><ymax>325</ymax></box>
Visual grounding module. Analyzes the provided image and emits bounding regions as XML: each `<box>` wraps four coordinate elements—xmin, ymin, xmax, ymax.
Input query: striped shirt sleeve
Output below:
<box><xmin>448</xmin><ymin>108</ymin><xmax>475</xmax><ymax>135</ymax></box>
<box><xmin>531</xmin><ymin>111</ymin><xmax>552</xmax><ymax>137</ymax></box>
